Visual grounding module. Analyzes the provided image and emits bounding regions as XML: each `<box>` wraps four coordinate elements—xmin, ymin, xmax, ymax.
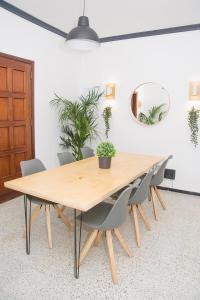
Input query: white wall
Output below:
<box><xmin>80</xmin><ymin>31</ymin><xmax>200</xmax><ymax>193</ymax></box>
<box><xmin>0</xmin><ymin>9</ymin><xmax>81</xmax><ymax>168</ymax></box>
<box><xmin>1</xmin><ymin>9</ymin><xmax>200</xmax><ymax>193</ymax></box>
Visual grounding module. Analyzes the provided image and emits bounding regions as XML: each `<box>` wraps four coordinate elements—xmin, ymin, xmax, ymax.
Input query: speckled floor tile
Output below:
<box><xmin>0</xmin><ymin>191</ymin><xmax>200</xmax><ymax>300</ymax></box>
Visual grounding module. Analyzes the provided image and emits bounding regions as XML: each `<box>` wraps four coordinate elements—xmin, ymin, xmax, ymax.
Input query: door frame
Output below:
<box><xmin>0</xmin><ymin>52</ymin><xmax>35</xmax><ymax>203</ymax></box>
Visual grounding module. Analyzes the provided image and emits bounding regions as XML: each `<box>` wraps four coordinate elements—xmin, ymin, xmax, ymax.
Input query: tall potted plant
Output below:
<box><xmin>51</xmin><ymin>88</ymin><xmax>103</xmax><ymax>160</ymax></box>
<box><xmin>96</xmin><ymin>141</ymin><xmax>116</xmax><ymax>169</ymax></box>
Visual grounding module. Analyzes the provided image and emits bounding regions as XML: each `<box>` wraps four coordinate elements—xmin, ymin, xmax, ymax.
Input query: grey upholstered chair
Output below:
<box><xmin>149</xmin><ymin>155</ymin><xmax>173</xmax><ymax>220</ymax></box>
<box><xmin>78</xmin><ymin>186</ymin><xmax>133</xmax><ymax>284</ymax></box>
<box><xmin>111</xmin><ymin>177</ymin><xmax>141</xmax><ymax>200</ymax></box>
<box><xmin>128</xmin><ymin>169</ymin><xmax>155</xmax><ymax>248</ymax></box>
<box><xmin>20</xmin><ymin>159</ymin><xmax>72</xmax><ymax>249</ymax></box>
<box><xmin>57</xmin><ymin>151</ymin><xmax>75</xmax><ymax>166</ymax></box>
<box><xmin>57</xmin><ymin>151</ymin><xmax>75</xmax><ymax>214</ymax></box>
<box><xmin>81</xmin><ymin>146</ymin><xmax>95</xmax><ymax>159</ymax></box>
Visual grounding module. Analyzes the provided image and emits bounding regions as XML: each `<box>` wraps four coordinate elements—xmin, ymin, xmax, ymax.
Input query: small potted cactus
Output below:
<box><xmin>96</xmin><ymin>141</ymin><xmax>116</xmax><ymax>169</ymax></box>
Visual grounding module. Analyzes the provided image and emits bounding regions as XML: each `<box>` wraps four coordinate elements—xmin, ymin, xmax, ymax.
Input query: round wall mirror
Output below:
<box><xmin>131</xmin><ymin>82</ymin><xmax>170</xmax><ymax>126</ymax></box>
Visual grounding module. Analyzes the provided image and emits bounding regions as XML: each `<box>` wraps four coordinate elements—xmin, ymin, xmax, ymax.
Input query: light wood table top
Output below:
<box><xmin>4</xmin><ymin>153</ymin><xmax>164</xmax><ymax>211</ymax></box>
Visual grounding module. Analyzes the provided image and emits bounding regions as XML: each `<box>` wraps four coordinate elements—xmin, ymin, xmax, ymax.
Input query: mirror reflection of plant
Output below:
<box><xmin>138</xmin><ymin>104</ymin><xmax>167</xmax><ymax>125</ymax></box>
<box><xmin>188</xmin><ymin>106</ymin><xmax>200</xmax><ymax>147</ymax></box>
<box><xmin>102</xmin><ymin>106</ymin><xmax>112</xmax><ymax>139</ymax></box>
<box><xmin>51</xmin><ymin>88</ymin><xmax>103</xmax><ymax>160</ymax></box>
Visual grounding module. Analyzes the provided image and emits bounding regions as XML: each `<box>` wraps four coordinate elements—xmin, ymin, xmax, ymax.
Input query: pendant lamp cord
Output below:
<box><xmin>83</xmin><ymin>0</ymin><xmax>85</xmax><ymax>16</ymax></box>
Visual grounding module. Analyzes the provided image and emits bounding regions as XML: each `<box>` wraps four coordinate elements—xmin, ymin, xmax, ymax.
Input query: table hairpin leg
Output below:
<box><xmin>24</xmin><ymin>194</ymin><xmax>31</xmax><ymax>255</ymax></box>
<box><xmin>74</xmin><ymin>209</ymin><xmax>83</xmax><ymax>279</ymax></box>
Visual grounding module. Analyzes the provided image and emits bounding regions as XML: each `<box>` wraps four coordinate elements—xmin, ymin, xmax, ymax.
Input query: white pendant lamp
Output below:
<box><xmin>66</xmin><ymin>0</ymin><xmax>100</xmax><ymax>51</ymax></box>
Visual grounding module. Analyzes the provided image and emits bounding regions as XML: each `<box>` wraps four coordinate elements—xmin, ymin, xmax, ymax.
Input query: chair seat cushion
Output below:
<box><xmin>27</xmin><ymin>195</ymin><xmax>56</xmax><ymax>206</ymax></box>
<box><xmin>78</xmin><ymin>202</ymin><xmax>112</xmax><ymax>229</ymax></box>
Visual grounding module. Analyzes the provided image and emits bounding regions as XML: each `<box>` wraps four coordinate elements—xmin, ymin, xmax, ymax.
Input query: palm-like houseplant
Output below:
<box><xmin>51</xmin><ymin>89</ymin><xmax>103</xmax><ymax>160</ymax></box>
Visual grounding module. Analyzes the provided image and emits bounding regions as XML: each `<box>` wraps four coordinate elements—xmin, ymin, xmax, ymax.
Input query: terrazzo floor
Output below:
<box><xmin>0</xmin><ymin>190</ymin><xmax>200</xmax><ymax>300</ymax></box>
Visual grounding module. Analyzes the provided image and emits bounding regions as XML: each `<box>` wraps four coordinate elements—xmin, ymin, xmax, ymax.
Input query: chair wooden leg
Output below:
<box><xmin>154</xmin><ymin>187</ymin><xmax>166</xmax><ymax>210</ymax></box>
<box><xmin>45</xmin><ymin>205</ymin><xmax>53</xmax><ymax>249</ymax></box>
<box><xmin>114</xmin><ymin>228</ymin><xmax>132</xmax><ymax>257</ymax></box>
<box><xmin>57</xmin><ymin>205</ymin><xmax>65</xmax><ymax>218</ymax></box>
<box><xmin>56</xmin><ymin>206</ymin><xmax>73</xmax><ymax>231</ymax></box>
<box><xmin>79</xmin><ymin>230</ymin><xmax>98</xmax><ymax>265</ymax></box>
<box><xmin>137</xmin><ymin>204</ymin><xmax>151</xmax><ymax>231</ymax></box>
<box><xmin>131</xmin><ymin>205</ymin><xmax>141</xmax><ymax>247</ymax></box>
<box><xmin>22</xmin><ymin>205</ymin><xmax>41</xmax><ymax>238</ymax></box>
<box><xmin>151</xmin><ymin>187</ymin><xmax>158</xmax><ymax>221</ymax></box>
<box><xmin>61</xmin><ymin>206</ymin><xmax>65</xmax><ymax>213</ymax></box>
<box><xmin>94</xmin><ymin>230</ymin><xmax>103</xmax><ymax>246</ymax></box>
<box><xmin>106</xmin><ymin>230</ymin><xmax>118</xmax><ymax>284</ymax></box>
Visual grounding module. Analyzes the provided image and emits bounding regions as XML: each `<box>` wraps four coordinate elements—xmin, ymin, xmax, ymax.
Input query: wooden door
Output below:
<box><xmin>0</xmin><ymin>53</ymin><xmax>34</xmax><ymax>201</ymax></box>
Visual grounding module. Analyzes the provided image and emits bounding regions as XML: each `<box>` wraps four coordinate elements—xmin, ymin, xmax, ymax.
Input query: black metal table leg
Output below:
<box><xmin>24</xmin><ymin>194</ymin><xmax>31</xmax><ymax>255</ymax></box>
<box><xmin>74</xmin><ymin>209</ymin><xmax>83</xmax><ymax>279</ymax></box>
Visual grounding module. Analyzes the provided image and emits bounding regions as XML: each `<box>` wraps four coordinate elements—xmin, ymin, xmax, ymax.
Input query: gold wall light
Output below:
<box><xmin>189</xmin><ymin>82</ymin><xmax>200</xmax><ymax>100</ymax></box>
<box><xmin>105</xmin><ymin>83</ymin><xmax>116</xmax><ymax>99</ymax></box>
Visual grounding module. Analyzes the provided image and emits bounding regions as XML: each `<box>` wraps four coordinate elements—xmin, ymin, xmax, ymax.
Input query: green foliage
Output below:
<box><xmin>102</xmin><ymin>106</ymin><xmax>112</xmax><ymax>139</ymax></box>
<box><xmin>188</xmin><ymin>106</ymin><xmax>200</xmax><ymax>147</ymax></box>
<box><xmin>96</xmin><ymin>141</ymin><xmax>116</xmax><ymax>158</ymax></box>
<box><xmin>138</xmin><ymin>104</ymin><xmax>167</xmax><ymax>125</ymax></box>
<box><xmin>51</xmin><ymin>88</ymin><xmax>103</xmax><ymax>160</ymax></box>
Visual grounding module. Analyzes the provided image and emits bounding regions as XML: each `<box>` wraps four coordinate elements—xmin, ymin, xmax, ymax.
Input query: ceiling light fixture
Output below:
<box><xmin>65</xmin><ymin>0</ymin><xmax>100</xmax><ymax>51</ymax></box>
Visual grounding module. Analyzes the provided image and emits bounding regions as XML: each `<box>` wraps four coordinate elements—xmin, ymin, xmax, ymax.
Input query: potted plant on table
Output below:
<box><xmin>96</xmin><ymin>141</ymin><xmax>116</xmax><ymax>169</ymax></box>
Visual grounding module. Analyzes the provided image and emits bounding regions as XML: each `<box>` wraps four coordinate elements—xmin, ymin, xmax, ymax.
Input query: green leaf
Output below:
<box><xmin>96</xmin><ymin>141</ymin><xmax>116</xmax><ymax>158</ymax></box>
<box><xmin>138</xmin><ymin>104</ymin><xmax>167</xmax><ymax>125</ymax></box>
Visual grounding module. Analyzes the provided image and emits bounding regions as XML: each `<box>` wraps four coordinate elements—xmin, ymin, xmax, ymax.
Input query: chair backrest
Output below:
<box><xmin>81</xmin><ymin>147</ymin><xmax>95</xmax><ymax>159</ymax></box>
<box><xmin>20</xmin><ymin>158</ymin><xmax>46</xmax><ymax>176</ymax></box>
<box><xmin>57</xmin><ymin>151</ymin><xmax>75</xmax><ymax>166</ymax></box>
<box><xmin>100</xmin><ymin>186</ymin><xmax>133</xmax><ymax>230</ymax></box>
<box><xmin>129</xmin><ymin>169</ymin><xmax>155</xmax><ymax>205</ymax></box>
<box><xmin>151</xmin><ymin>155</ymin><xmax>173</xmax><ymax>186</ymax></box>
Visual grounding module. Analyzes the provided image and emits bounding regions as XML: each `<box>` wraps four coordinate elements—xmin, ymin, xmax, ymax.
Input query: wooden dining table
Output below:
<box><xmin>4</xmin><ymin>152</ymin><xmax>163</xmax><ymax>278</ymax></box>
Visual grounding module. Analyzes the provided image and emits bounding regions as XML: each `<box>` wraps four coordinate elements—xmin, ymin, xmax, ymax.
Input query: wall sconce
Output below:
<box><xmin>105</xmin><ymin>83</ymin><xmax>116</xmax><ymax>99</ymax></box>
<box><xmin>189</xmin><ymin>82</ymin><xmax>200</xmax><ymax>100</ymax></box>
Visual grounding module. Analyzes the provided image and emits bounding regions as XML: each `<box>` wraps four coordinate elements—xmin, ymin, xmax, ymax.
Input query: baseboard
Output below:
<box><xmin>158</xmin><ymin>186</ymin><xmax>200</xmax><ymax>197</ymax></box>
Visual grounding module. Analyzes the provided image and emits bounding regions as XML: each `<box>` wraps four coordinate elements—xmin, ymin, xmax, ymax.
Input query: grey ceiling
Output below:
<box><xmin>4</xmin><ymin>0</ymin><xmax>200</xmax><ymax>37</ymax></box>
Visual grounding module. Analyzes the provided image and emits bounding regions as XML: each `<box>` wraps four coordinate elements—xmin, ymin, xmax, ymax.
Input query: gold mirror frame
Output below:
<box><xmin>130</xmin><ymin>82</ymin><xmax>170</xmax><ymax>127</ymax></box>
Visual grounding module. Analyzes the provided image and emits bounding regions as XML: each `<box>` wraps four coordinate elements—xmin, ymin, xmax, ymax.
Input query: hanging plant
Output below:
<box><xmin>188</xmin><ymin>106</ymin><xmax>200</xmax><ymax>147</ymax></box>
<box><xmin>102</xmin><ymin>106</ymin><xmax>112</xmax><ymax>139</ymax></box>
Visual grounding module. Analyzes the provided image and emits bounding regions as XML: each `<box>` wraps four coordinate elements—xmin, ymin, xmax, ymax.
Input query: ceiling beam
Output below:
<box><xmin>0</xmin><ymin>0</ymin><xmax>67</xmax><ymax>38</ymax></box>
<box><xmin>1</xmin><ymin>0</ymin><xmax>200</xmax><ymax>43</ymax></box>
<box><xmin>100</xmin><ymin>24</ymin><xmax>200</xmax><ymax>43</ymax></box>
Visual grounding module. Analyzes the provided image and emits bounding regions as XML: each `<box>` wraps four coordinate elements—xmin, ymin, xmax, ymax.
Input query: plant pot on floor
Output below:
<box><xmin>98</xmin><ymin>157</ymin><xmax>111</xmax><ymax>169</ymax></box>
